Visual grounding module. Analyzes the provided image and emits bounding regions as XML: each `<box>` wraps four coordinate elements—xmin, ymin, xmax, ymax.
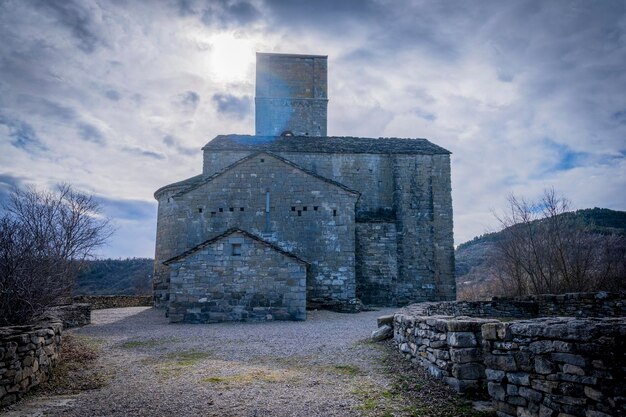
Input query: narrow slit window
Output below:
<box><xmin>231</xmin><ymin>243</ymin><xmax>242</xmax><ymax>256</ymax></box>
<box><xmin>333</xmin><ymin>209</ymin><xmax>337</xmax><ymax>217</ymax></box>
<box><xmin>297</xmin><ymin>210</ymin><xmax>302</xmax><ymax>217</ymax></box>
<box><xmin>291</xmin><ymin>206</ymin><xmax>296</xmax><ymax>211</ymax></box>
<box><xmin>198</xmin><ymin>208</ymin><xmax>203</xmax><ymax>213</ymax></box>
<box><xmin>303</xmin><ymin>206</ymin><xmax>307</xmax><ymax>211</ymax></box>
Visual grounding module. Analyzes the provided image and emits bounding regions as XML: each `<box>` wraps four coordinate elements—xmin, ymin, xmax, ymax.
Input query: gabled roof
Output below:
<box><xmin>157</xmin><ymin>151</ymin><xmax>359</xmax><ymax>199</ymax></box>
<box><xmin>163</xmin><ymin>228</ymin><xmax>309</xmax><ymax>266</ymax></box>
<box><xmin>202</xmin><ymin>135</ymin><xmax>451</xmax><ymax>155</ymax></box>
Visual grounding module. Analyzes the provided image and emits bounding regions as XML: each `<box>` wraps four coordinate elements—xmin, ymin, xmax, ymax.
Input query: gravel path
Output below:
<box><xmin>5</xmin><ymin>307</ymin><xmax>399</xmax><ymax>417</ymax></box>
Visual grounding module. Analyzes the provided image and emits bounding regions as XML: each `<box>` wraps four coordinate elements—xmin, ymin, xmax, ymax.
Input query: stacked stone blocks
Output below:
<box><xmin>392</xmin><ymin>293</ymin><xmax>625</xmax><ymax>415</ymax></box>
<box><xmin>167</xmin><ymin>230</ymin><xmax>307</xmax><ymax>323</ymax></box>
<box><xmin>394</xmin><ymin>314</ymin><xmax>499</xmax><ymax>393</ymax></box>
<box><xmin>482</xmin><ymin>318</ymin><xmax>625</xmax><ymax>417</ymax></box>
<box><xmin>0</xmin><ymin>322</ymin><xmax>62</xmax><ymax>406</ymax></box>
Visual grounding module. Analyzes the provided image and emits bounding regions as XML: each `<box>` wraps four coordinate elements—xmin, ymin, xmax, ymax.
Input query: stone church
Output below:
<box><xmin>154</xmin><ymin>53</ymin><xmax>454</xmax><ymax>323</ymax></box>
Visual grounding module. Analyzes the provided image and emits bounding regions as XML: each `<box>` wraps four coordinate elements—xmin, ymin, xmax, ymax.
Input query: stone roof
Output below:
<box><xmin>163</xmin><ymin>228</ymin><xmax>309</xmax><ymax>266</ymax></box>
<box><xmin>155</xmin><ymin>151</ymin><xmax>360</xmax><ymax>199</ymax></box>
<box><xmin>202</xmin><ymin>135</ymin><xmax>451</xmax><ymax>155</ymax></box>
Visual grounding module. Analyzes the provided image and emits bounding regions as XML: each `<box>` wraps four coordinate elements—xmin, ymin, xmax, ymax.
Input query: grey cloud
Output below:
<box><xmin>181</xmin><ymin>91</ymin><xmax>200</xmax><ymax>109</ymax></box>
<box><xmin>412</xmin><ymin>108</ymin><xmax>436</xmax><ymax>122</ymax></box>
<box><xmin>122</xmin><ymin>147</ymin><xmax>166</xmax><ymax>161</ymax></box>
<box><xmin>212</xmin><ymin>93</ymin><xmax>252</xmax><ymax>119</ymax></box>
<box><xmin>0</xmin><ymin>115</ymin><xmax>47</xmax><ymax>152</ymax></box>
<box><xmin>176</xmin><ymin>0</ymin><xmax>198</xmax><ymax>17</ymax></box>
<box><xmin>163</xmin><ymin>135</ymin><xmax>197</xmax><ymax>156</ymax></box>
<box><xmin>77</xmin><ymin>123</ymin><xmax>105</xmax><ymax>145</ymax></box>
<box><xmin>0</xmin><ymin>173</ymin><xmax>27</xmax><ymax>208</ymax></box>
<box><xmin>34</xmin><ymin>0</ymin><xmax>105</xmax><ymax>53</ymax></box>
<box><xmin>173</xmin><ymin>0</ymin><xmax>260</xmax><ymax>26</ymax></box>
<box><xmin>200</xmin><ymin>0</ymin><xmax>261</xmax><ymax>27</ymax></box>
<box><xmin>38</xmin><ymin>98</ymin><xmax>77</xmax><ymax>121</ymax></box>
<box><xmin>105</xmin><ymin>89</ymin><xmax>121</xmax><ymax>101</ymax></box>
<box><xmin>93</xmin><ymin>196</ymin><xmax>157</xmax><ymax>221</ymax></box>
<box><xmin>612</xmin><ymin>111</ymin><xmax>626</xmax><ymax>125</ymax></box>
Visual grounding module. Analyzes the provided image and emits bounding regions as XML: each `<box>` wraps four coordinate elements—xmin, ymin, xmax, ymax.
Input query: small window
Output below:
<box><xmin>333</xmin><ymin>209</ymin><xmax>337</xmax><ymax>217</ymax></box>
<box><xmin>314</xmin><ymin>206</ymin><xmax>318</xmax><ymax>211</ymax></box>
<box><xmin>198</xmin><ymin>208</ymin><xmax>203</xmax><ymax>213</ymax></box>
<box><xmin>240</xmin><ymin>207</ymin><xmax>244</xmax><ymax>211</ymax></box>
<box><xmin>219</xmin><ymin>208</ymin><xmax>223</xmax><ymax>212</ymax></box>
<box><xmin>210</xmin><ymin>211</ymin><xmax>216</xmax><ymax>217</ymax></box>
<box><xmin>303</xmin><ymin>206</ymin><xmax>307</xmax><ymax>211</ymax></box>
<box><xmin>229</xmin><ymin>207</ymin><xmax>234</xmax><ymax>212</ymax></box>
<box><xmin>231</xmin><ymin>243</ymin><xmax>242</xmax><ymax>256</ymax></box>
<box><xmin>297</xmin><ymin>210</ymin><xmax>302</xmax><ymax>217</ymax></box>
<box><xmin>291</xmin><ymin>206</ymin><xmax>296</xmax><ymax>211</ymax></box>
<box><xmin>260</xmin><ymin>158</ymin><xmax>265</xmax><ymax>163</ymax></box>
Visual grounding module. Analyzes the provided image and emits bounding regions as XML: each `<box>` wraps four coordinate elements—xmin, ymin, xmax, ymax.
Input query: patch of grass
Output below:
<box><xmin>39</xmin><ymin>333</ymin><xmax>110</xmax><ymax>395</ymax></box>
<box><xmin>200</xmin><ymin>367</ymin><xmax>297</xmax><ymax>386</ymax></box>
<box><xmin>331</xmin><ymin>364</ymin><xmax>362</xmax><ymax>376</ymax></box>
<box><xmin>164</xmin><ymin>350</ymin><xmax>212</xmax><ymax>366</ymax></box>
<box><xmin>119</xmin><ymin>337</ymin><xmax>178</xmax><ymax>349</ymax></box>
<box><xmin>151</xmin><ymin>349</ymin><xmax>214</xmax><ymax>379</ymax></box>
<box><xmin>356</xmin><ymin>397</ymin><xmax>378</xmax><ymax>411</ymax></box>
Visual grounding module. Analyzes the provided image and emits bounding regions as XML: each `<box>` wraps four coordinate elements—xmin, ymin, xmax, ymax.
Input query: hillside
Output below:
<box><xmin>455</xmin><ymin>208</ymin><xmax>626</xmax><ymax>299</ymax></box>
<box><xmin>74</xmin><ymin>258</ymin><xmax>153</xmax><ymax>296</ymax></box>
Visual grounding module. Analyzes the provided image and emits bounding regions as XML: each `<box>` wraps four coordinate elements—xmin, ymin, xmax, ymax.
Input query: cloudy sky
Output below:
<box><xmin>1</xmin><ymin>0</ymin><xmax>625</xmax><ymax>258</ymax></box>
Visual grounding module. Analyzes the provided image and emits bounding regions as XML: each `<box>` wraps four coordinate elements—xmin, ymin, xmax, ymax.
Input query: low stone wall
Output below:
<box><xmin>482</xmin><ymin>317</ymin><xmax>626</xmax><ymax>417</ymax></box>
<box><xmin>47</xmin><ymin>303</ymin><xmax>91</xmax><ymax>328</ymax></box>
<box><xmin>0</xmin><ymin>321</ymin><xmax>62</xmax><ymax>406</ymax></box>
<box><xmin>392</xmin><ymin>292</ymin><xmax>626</xmax><ymax>410</ymax></box>
<box><xmin>73</xmin><ymin>295</ymin><xmax>152</xmax><ymax>309</ymax></box>
<box><xmin>394</xmin><ymin>313</ymin><xmax>498</xmax><ymax>392</ymax></box>
<box><xmin>407</xmin><ymin>292</ymin><xmax>625</xmax><ymax>319</ymax></box>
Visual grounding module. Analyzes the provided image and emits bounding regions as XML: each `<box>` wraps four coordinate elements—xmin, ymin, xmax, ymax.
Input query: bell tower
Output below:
<box><xmin>255</xmin><ymin>52</ymin><xmax>328</xmax><ymax>137</ymax></box>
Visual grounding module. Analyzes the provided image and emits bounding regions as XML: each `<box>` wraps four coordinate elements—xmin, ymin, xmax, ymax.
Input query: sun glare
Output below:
<box><xmin>208</xmin><ymin>32</ymin><xmax>255</xmax><ymax>82</ymax></box>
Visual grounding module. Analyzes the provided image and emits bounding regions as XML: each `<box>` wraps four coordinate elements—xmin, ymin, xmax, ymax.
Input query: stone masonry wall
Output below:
<box><xmin>394</xmin><ymin>313</ymin><xmax>499</xmax><ymax>393</ymax></box>
<box><xmin>157</xmin><ymin>153</ymin><xmax>358</xmax><ymax>309</ymax></box>
<box><xmin>73</xmin><ymin>295</ymin><xmax>152</xmax><ymax>310</ymax></box>
<box><xmin>413</xmin><ymin>292</ymin><xmax>625</xmax><ymax>319</ymax></box>
<box><xmin>355</xmin><ymin>222</ymin><xmax>398</xmax><ymax>305</ymax></box>
<box><xmin>168</xmin><ymin>231</ymin><xmax>307</xmax><ymax>323</ymax></box>
<box><xmin>0</xmin><ymin>321</ymin><xmax>62</xmax><ymax>406</ymax></box>
<box><xmin>482</xmin><ymin>318</ymin><xmax>626</xmax><ymax>417</ymax></box>
<box><xmin>392</xmin><ymin>293</ymin><xmax>626</xmax><ymax>408</ymax></box>
<box><xmin>255</xmin><ymin>53</ymin><xmax>327</xmax><ymax>137</ymax></box>
<box><xmin>47</xmin><ymin>303</ymin><xmax>91</xmax><ymax>328</ymax></box>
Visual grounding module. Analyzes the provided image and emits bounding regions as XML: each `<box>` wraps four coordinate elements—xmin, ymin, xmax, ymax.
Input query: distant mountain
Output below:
<box><xmin>455</xmin><ymin>208</ymin><xmax>626</xmax><ymax>299</ymax></box>
<box><xmin>74</xmin><ymin>258</ymin><xmax>153</xmax><ymax>296</ymax></box>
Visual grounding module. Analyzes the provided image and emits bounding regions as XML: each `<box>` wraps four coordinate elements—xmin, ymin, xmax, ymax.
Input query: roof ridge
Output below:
<box><xmin>163</xmin><ymin>228</ymin><xmax>309</xmax><ymax>265</ymax></box>
<box><xmin>170</xmin><ymin>151</ymin><xmax>359</xmax><ymax>199</ymax></box>
<box><xmin>202</xmin><ymin>134</ymin><xmax>451</xmax><ymax>155</ymax></box>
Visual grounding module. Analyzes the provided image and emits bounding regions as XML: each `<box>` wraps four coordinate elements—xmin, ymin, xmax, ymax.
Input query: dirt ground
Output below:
<box><xmin>1</xmin><ymin>307</ymin><xmax>492</xmax><ymax>417</ymax></box>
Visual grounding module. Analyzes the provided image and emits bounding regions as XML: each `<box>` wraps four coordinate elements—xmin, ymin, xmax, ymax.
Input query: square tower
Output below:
<box><xmin>255</xmin><ymin>53</ymin><xmax>328</xmax><ymax>137</ymax></box>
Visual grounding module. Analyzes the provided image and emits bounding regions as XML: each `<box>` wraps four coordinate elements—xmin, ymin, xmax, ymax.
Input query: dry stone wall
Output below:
<box><xmin>0</xmin><ymin>322</ymin><xmax>62</xmax><ymax>406</ymax></box>
<box><xmin>394</xmin><ymin>313</ymin><xmax>499</xmax><ymax>393</ymax></box>
<box><xmin>392</xmin><ymin>293</ymin><xmax>626</xmax><ymax>413</ymax></box>
<box><xmin>73</xmin><ymin>295</ymin><xmax>152</xmax><ymax>310</ymax></box>
<box><xmin>47</xmin><ymin>303</ymin><xmax>91</xmax><ymax>328</ymax></box>
<box><xmin>482</xmin><ymin>318</ymin><xmax>625</xmax><ymax>417</ymax></box>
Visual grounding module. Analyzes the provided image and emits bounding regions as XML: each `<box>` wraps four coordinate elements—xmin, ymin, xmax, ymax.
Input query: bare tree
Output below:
<box><xmin>0</xmin><ymin>184</ymin><xmax>112</xmax><ymax>325</ymax></box>
<box><xmin>489</xmin><ymin>189</ymin><xmax>625</xmax><ymax>296</ymax></box>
